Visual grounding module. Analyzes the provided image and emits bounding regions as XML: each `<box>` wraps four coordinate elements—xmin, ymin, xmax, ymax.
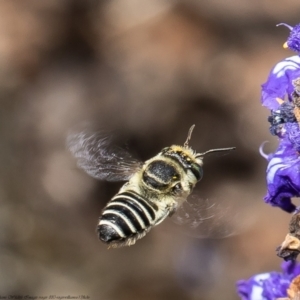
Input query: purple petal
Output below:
<box><xmin>277</xmin><ymin>23</ymin><xmax>294</xmax><ymax>31</ymax></box>
<box><xmin>264</xmin><ymin>138</ymin><xmax>300</xmax><ymax>212</ymax></box>
<box><xmin>286</xmin><ymin>23</ymin><xmax>300</xmax><ymax>53</ymax></box>
<box><xmin>236</xmin><ymin>261</ymin><xmax>300</xmax><ymax>299</ymax></box>
<box><xmin>282</xmin><ymin>260</ymin><xmax>300</xmax><ymax>276</ymax></box>
<box><xmin>237</xmin><ymin>274</ymin><xmax>271</xmax><ymax>300</ymax></box>
<box><xmin>261</xmin><ymin>56</ymin><xmax>300</xmax><ymax>110</ymax></box>
<box><xmin>285</xmin><ymin>122</ymin><xmax>300</xmax><ymax>151</ymax></box>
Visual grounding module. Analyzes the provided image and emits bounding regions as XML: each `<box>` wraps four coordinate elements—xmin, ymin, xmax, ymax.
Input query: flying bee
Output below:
<box><xmin>67</xmin><ymin>125</ymin><xmax>235</xmax><ymax>248</ymax></box>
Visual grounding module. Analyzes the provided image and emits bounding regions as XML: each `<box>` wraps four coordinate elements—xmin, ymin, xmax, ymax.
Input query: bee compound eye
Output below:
<box><xmin>191</xmin><ymin>163</ymin><xmax>203</xmax><ymax>181</ymax></box>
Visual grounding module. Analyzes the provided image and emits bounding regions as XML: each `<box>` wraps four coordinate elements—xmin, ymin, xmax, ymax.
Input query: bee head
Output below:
<box><xmin>159</xmin><ymin>125</ymin><xmax>235</xmax><ymax>185</ymax></box>
<box><xmin>161</xmin><ymin>145</ymin><xmax>203</xmax><ymax>182</ymax></box>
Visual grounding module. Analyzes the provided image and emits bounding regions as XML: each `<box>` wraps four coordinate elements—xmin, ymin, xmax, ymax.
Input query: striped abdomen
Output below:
<box><xmin>97</xmin><ymin>191</ymin><xmax>158</xmax><ymax>247</ymax></box>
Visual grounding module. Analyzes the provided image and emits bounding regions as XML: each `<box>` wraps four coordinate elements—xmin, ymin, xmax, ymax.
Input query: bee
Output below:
<box><xmin>67</xmin><ymin>125</ymin><xmax>235</xmax><ymax>248</ymax></box>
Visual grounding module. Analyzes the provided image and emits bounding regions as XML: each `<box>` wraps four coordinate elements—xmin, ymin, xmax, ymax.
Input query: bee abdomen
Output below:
<box><xmin>97</xmin><ymin>191</ymin><xmax>157</xmax><ymax>247</ymax></box>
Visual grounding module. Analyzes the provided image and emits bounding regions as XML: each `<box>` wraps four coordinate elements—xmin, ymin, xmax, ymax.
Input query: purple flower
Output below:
<box><xmin>261</xmin><ymin>56</ymin><xmax>300</xmax><ymax>110</ymax></box>
<box><xmin>278</xmin><ymin>23</ymin><xmax>300</xmax><ymax>53</ymax></box>
<box><xmin>268</xmin><ymin>102</ymin><xmax>297</xmax><ymax>138</ymax></box>
<box><xmin>286</xmin><ymin>122</ymin><xmax>300</xmax><ymax>151</ymax></box>
<box><xmin>262</xmin><ymin>137</ymin><xmax>300</xmax><ymax>212</ymax></box>
<box><xmin>236</xmin><ymin>261</ymin><xmax>300</xmax><ymax>300</ymax></box>
<box><xmin>261</xmin><ymin>52</ymin><xmax>300</xmax><ymax>212</ymax></box>
<box><xmin>266</xmin><ymin>101</ymin><xmax>300</xmax><ymax>152</ymax></box>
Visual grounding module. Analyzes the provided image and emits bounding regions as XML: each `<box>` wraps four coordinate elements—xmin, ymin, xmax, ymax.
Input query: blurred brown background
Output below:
<box><xmin>1</xmin><ymin>0</ymin><xmax>299</xmax><ymax>299</ymax></box>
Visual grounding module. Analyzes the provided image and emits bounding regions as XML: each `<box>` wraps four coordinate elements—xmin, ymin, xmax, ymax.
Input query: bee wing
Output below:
<box><xmin>173</xmin><ymin>194</ymin><xmax>250</xmax><ymax>239</ymax></box>
<box><xmin>67</xmin><ymin>129</ymin><xmax>143</xmax><ymax>181</ymax></box>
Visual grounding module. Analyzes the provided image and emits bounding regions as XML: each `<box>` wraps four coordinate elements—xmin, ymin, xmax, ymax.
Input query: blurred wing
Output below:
<box><xmin>67</xmin><ymin>129</ymin><xmax>143</xmax><ymax>181</ymax></box>
<box><xmin>173</xmin><ymin>194</ymin><xmax>249</xmax><ymax>239</ymax></box>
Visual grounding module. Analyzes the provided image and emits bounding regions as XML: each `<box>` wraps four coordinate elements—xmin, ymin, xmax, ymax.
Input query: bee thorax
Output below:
<box><xmin>142</xmin><ymin>160</ymin><xmax>180</xmax><ymax>191</ymax></box>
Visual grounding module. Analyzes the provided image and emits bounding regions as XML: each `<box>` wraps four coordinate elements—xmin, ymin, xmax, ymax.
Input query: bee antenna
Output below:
<box><xmin>196</xmin><ymin>147</ymin><xmax>236</xmax><ymax>158</ymax></box>
<box><xmin>184</xmin><ymin>125</ymin><xmax>195</xmax><ymax>148</ymax></box>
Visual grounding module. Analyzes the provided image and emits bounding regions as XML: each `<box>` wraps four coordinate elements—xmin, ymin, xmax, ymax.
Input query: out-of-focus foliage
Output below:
<box><xmin>1</xmin><ymin>0</ymin><xmax>299</xmax><ymax>299</ymax></box>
